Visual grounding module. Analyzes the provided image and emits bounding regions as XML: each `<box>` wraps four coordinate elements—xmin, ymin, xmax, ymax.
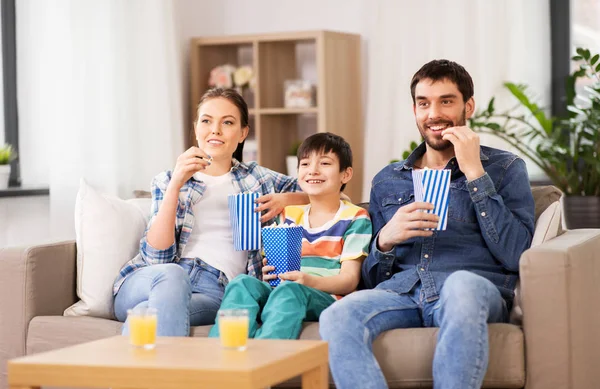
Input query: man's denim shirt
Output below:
<box><xmin>363</xmin><ymin>143</ymin><xmax>535</xmax><ymax>304</ymax></box>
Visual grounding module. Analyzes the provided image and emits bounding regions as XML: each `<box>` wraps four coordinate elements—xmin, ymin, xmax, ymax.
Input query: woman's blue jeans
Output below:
<box><xmin>319</xmin><ymin>270</ymin><xmax>508</xmax><ymax>389</ymax></box>
<box><xmin>114</xmin><ymin>259</ymin><xmax>226</xmax><ymax>336</ymax></box>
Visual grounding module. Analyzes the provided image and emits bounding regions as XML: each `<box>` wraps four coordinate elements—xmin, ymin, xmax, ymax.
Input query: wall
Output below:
<box><xmin>175</xmin><ymin>0</ymin><xmax>551</xmax><ymax>201</ymax></box>
<box><xmin>174</xmin><ymin>0</ymin><xmax>372</xmax><ymax>197</ymax></box>
<box><xmin>14</xmin><ymin>0</ymin><xmax>551</xmax><ymax>202</ymax></box>
<box><xmin>173</xmin><ymin>0</ymin><xmax>370</xmax><ymax>136</ymax></box>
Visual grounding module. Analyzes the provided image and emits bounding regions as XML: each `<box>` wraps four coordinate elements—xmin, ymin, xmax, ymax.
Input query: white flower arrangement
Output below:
<box><xmin>208</xmin><ymin>64</ymin><xmax>255</xmax><ymax>90</ymax></box>
<box><xmin>233</xmin><ymin>65</ymin><xmax>253</xmax><ymax>88</ymax></box>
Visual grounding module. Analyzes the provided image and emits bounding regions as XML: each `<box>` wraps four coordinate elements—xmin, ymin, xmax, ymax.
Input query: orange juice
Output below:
<box><xmin>128</xmin><ymin>309</ymin><xmax>157</xmax><ymax>349</ymax></box>
<box><xmin>219</xmin><ymin>316</ymin><xmax>249</xmax><ymax>350</ymax></box>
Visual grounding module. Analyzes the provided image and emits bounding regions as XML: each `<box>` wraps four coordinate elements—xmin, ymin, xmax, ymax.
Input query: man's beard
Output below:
<box><xmin>417</xmin><ymin>109</ymin><xmax>466</xmax><ymax>151</ymax></box>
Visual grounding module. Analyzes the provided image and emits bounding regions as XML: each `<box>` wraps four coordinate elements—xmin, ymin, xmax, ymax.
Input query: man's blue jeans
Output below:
<box><xmin>319</xmin><ymin>270</ymin><xmax>508</xmax><ymax>389</ymax></box>
<box><xmin>114</xmin><ymin>260</ymin><xmax>225</xmax><ymax>336</ymax></box>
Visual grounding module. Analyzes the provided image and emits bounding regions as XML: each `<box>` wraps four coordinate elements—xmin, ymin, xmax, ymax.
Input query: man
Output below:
<box><xmin>319</xmin><ymin>59</ymin><xmax>535</xmax><ymax>389</ymax></box>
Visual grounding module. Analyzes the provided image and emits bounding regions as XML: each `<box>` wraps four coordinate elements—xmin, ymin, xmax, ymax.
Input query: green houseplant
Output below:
<box><xmin>390</xmin><ymin>140</ymin><xmax>421</xmax><ymax>165</ymax></box>
<box><xmin>469</xmin><ymin>48</ymin><xmax>600</xmax><ymax>228</ymax></box>
<box><xmin>0</xmin><ymin>144</ymin><xmax>16</xmax><ymax>190</ymax></box>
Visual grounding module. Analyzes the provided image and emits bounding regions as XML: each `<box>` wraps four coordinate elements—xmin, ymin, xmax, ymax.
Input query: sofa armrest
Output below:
<box><xmin>0</xmin><ymin>240</ymin><xmax>77</xmax><ymax>388</ymax></box>
<box><xmin>520</xmin><ymin>229</ymin><xmax>600</xmax><ymax>389</ymax></box>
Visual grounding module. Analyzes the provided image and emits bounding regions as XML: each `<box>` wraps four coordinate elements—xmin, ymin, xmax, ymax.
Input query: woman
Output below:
<box><xmin>113</xmin><ymin>88</ymin><xmax>306</xmax><ymax>336</ymax></box>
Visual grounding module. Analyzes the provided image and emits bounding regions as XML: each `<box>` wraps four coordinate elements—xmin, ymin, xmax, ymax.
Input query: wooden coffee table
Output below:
<box><xmin>8</xmin><ymin>336</ymin><xmax>328</xmax><ymax>389</ymax></box>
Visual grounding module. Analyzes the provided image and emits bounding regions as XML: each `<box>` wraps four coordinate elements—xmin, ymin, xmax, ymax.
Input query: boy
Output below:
<box><xmin>209</xmin><ymin>132</ymin><xmax>372</xmax><ymax>339</ymax></box>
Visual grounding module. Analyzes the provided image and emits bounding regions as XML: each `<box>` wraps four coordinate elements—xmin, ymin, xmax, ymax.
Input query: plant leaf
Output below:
<box><xmin>504</xmin><ymin>82</ymin><xmax>553</xmax><ymax>134</ymax></box>
<box><xmin>487</xmin><ymin>97</ymin><xmax>495</xmax><ymax>115</ymax></box>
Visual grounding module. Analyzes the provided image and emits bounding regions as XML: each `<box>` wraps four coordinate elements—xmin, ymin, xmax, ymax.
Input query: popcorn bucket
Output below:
<box><xmin>412</xmin><ymin>169</ymin><xmax>451</xmax><ymax>230</ymax></box>
<box><xmin>262</xmin><ymin>225</ymin><xmax>303</xmax><ymax>287</ymax></box>
<box><xmin>228</xmin><ymin>193</ymin><xmax>261</xmax><ymax>251</ymax></box>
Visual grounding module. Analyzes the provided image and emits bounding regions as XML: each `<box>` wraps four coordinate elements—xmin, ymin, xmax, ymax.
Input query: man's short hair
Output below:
<box><xmin>410</xmin><ymin>59</ymin><xmax>474</xmax><ymax>103</ymax></box>
<box><xmin>297</xmin><ymin>132</ymin><xmax>353</xmax><ymax>191</ymax></box>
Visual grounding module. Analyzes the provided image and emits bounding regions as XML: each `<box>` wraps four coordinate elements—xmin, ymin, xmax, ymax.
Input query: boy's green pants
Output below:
<box><xmin>208</xmin><ymin>274</ymin><xmax>336</xmax><ymax>339</ymax></box>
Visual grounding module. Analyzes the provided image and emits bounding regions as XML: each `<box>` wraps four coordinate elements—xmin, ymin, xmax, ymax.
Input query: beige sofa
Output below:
<box><xmin>1</xmin><ymin>187</ymin><xmax>600</xmax><ymax>389</ymax></box>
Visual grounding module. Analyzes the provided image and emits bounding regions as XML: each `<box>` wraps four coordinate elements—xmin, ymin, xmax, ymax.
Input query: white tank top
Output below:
<box><xmin>181</xmin><ymin>171</ymin><xmax>248</xmax><ymax>281</ymax></box>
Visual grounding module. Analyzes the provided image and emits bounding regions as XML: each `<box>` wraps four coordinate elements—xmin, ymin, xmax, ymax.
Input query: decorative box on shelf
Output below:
<box><xmin>284</xmin><ymin>80</ymin><xmax>316</xmax><ymax>108</ymax></box>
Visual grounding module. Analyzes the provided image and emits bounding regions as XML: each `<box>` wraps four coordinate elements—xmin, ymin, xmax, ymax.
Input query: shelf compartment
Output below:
<box><xmin>259</xmin><ymin>108</ymin><xmax>318</xmax><ymax>115</ymax></box>
<box><xmin>258</xmin><ymin>40</ymin><xmax>317</xmax><ymax>109</ymax></box>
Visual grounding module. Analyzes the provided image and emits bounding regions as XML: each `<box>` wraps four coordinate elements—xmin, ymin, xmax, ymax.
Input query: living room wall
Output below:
<box><xmin>12</xmin><ymin>0</ymin><xmax>551</xmax><ymax>239</ymax></box>
<box><xmin>174</xmin><ymin>0</ymin><xmax>551</xmax><ymax>200</ymax></box>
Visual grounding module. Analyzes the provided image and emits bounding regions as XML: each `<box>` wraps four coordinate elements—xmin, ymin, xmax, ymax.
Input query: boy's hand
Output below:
<box><xmin>255</xmin><ymin>192</ymin><xmax>310</xmax><ymax>222</ymax></box>
<box><xmin>261</xmin><ymin>257</ymin><xmax>277</xmax><ymax>282</ymax></box>
<box><xmin>278</xmin><ymin>271</ymin><xmax>315</xmax><ymax>288</ymax></box>
<box><xmin>255</xmin><ymin>193</ymin><xmax>286</xmax><ymax>222</ymax></box>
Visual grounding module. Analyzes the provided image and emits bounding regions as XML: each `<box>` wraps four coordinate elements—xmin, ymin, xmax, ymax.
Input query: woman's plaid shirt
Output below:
<box><xmin>113</xmin><ymin>159</ymin><xmax>300</xmax><ymax>295</ymax></box>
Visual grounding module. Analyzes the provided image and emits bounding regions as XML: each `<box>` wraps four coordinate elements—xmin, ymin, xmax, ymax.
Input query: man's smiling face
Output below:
<box><xmin>413</xmin><ymin>78</ymin><xmax>473</xmax><ymax>151</ymax></box>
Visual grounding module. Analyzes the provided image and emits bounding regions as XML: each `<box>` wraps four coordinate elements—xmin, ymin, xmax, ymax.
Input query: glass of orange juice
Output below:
<box><xmin>127</xmin><ymin>307</ymin><xmax>157</xmax><ymax>350</ymax></box>
<box><xmin>218</xmin><ymin>309</ymin><xmax>249</xmax><ymax>351</ymax></box>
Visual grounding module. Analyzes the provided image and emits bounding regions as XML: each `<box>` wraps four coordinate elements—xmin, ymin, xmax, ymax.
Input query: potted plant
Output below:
<box><xmin>0</xmin><ymin>144</ymin><xmax>16</xmax><ymax>190</ymax></box>
<box><xmin>286</xmin><ymin>140</ymin><xmax>303</xmax><ymax>178</ymax></box>
<box><xmin>469</xmin><ymin>47</ymin><xmax>600</xmax><ymax>228</ymax></box>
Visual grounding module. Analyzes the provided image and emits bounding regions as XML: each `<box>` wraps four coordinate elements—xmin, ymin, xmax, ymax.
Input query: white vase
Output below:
<box><xmin>286</xmin><ymin>156</ymin><xmax>298</xmax><ymax>178</ymax></box>
<box><xmin>0</xmin><ymin>165</ymin><xmax>10</xmax><ymax>190</ymax></box>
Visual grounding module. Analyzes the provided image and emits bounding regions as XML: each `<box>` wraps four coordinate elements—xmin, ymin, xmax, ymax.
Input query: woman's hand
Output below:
<box><xmin>278</xmin><ymin>271</ymin><xmax>315</xmax><ymax>288</ymax></box>
<box><xmin>261</xmin><ymin>257</ymin><xmax>277</xmax><ymax>282</ymax></box>
<box><xmin>170</xmin><ymin>147</ymin><xmax>212</xmax><ymax>190</ymax></box>
<box><xmin>255</xmin><ymin>192</ymin><xmax>309</xmax><ymax>222</ymax></box>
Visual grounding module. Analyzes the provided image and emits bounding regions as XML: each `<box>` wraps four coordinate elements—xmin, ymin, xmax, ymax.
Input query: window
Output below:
<box><xmin>571</xmin><ymin>0</ymin><xmax>600</xmax><ymax>57</ymax></box>
<box><xmin>571</xmin><ymin>0</ymin><xmax>600</xmax><ymax>96</ymax></box>
<box><xmin>1</xmin><ymin>0</ymin><xmax>19</xmax><ymax>187</ymax></box>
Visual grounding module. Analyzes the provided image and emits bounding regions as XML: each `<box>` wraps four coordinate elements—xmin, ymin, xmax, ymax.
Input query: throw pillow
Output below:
<box><xmin>64</xmin><ymin>179</ymin><xmax>150</xmax><ymax>319</ymax></box>
<box><xmin>509</xmin><ymin>200</ymin><xmax>563</xmax><ymax>325</ymax></box>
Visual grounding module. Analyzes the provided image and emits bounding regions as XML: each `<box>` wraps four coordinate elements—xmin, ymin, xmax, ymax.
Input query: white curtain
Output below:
<box><xmin>362</xmin><ymin>0</ymin><xmax>551</xmax><ymax>200</ymax></box>
<box><xmin>17</xmin><ymin>0</ymin><xmax>185</xmax><ymax>239</ymax></box>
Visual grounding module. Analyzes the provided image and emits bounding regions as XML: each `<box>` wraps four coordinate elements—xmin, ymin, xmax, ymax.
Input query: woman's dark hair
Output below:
<box><xmin>297</xmin><ymin>132</ymin><xmax>353</xmax><ymax>191</ymax></box>
<box><xmin>410</xmin><ymin>59</ymin><xmax>474</xmax><ymax>103</ymax></box>
<box><xmin>196</xmin><ymin>88</ymin><xmax>249</xmax><ymax>161</ymax></box>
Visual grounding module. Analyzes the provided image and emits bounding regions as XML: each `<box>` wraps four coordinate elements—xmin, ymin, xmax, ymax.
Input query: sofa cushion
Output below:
<box><xmin>64</xmin><ymin>180</ymin><xmax>151</xmax><ymax>319</ymax></box>
<box><xmin>531</xmin><ymin>185</ymin><xmax>562</xmax><ymax>223</ymax></box>
<box><xmin>292</xmin><ymin>323</ymin><xmax>524</xmax><ymax>389</ymax></box>
<box><xmin>27</xmin><ymin>316</ymin><xmax>123</xmax><ymax>355</ymax></box>
<box><xmin>28</xmin><ymin>318</ymin><xmax>524</xmax><ymax>389</ymax></box>
<box><xmin>510</xmin><ymin>200</ymin><xmax>564</xmax><ymax>325</ymax></box>
<box><xmin>530</xmin><ymin>200</ymin><xmax>563</xmax><ymax>247</ymax></box>
<box><xmin>27</xmin><ymin>316</ymin><xmax>213</xmax><ymax>356</ymax></box>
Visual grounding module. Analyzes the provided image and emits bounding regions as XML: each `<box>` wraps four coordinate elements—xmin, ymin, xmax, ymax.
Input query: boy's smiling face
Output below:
<box><xmin>298</xmin><ymin>151</ymin><xmax>352</xmax><ymax>196</ymax></box>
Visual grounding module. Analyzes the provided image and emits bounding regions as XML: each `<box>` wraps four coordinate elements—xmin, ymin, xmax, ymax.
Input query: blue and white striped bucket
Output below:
<box><xmin>412</xmin><ymin>169</ymin><xmax>451</xmax><ymax>230</ymax></box>
<box><xmin>228</xmin><ymin>193</ymin><xmax>261</xmax><ymax>251</ymax></box>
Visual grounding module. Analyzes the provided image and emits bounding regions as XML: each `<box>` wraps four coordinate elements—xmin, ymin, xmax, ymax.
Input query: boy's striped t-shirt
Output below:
<box><xmin>282</xmin><ymin>200</ymin><xmax>372</xmax><ymax>278</ymax></box>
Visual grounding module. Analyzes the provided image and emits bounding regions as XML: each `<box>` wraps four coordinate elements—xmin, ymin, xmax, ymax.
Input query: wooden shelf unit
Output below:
<box><xmin>189</xmin><ymin>30</ymin><xmax>363</xmax><ymax>201</ymax></box>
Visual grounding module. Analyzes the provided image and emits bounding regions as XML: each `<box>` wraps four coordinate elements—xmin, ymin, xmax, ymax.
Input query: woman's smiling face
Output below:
<box><xmin>195</xmin><ymin>97</ymin><xmax>248</xmax><ymax>161</ymax></box>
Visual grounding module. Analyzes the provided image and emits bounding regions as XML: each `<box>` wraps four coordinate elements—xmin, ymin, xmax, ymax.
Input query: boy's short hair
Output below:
<box><xmin>297</xmin><ymin>132</ymin><xmax>353</xmax><ymax>191</ymax></box>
